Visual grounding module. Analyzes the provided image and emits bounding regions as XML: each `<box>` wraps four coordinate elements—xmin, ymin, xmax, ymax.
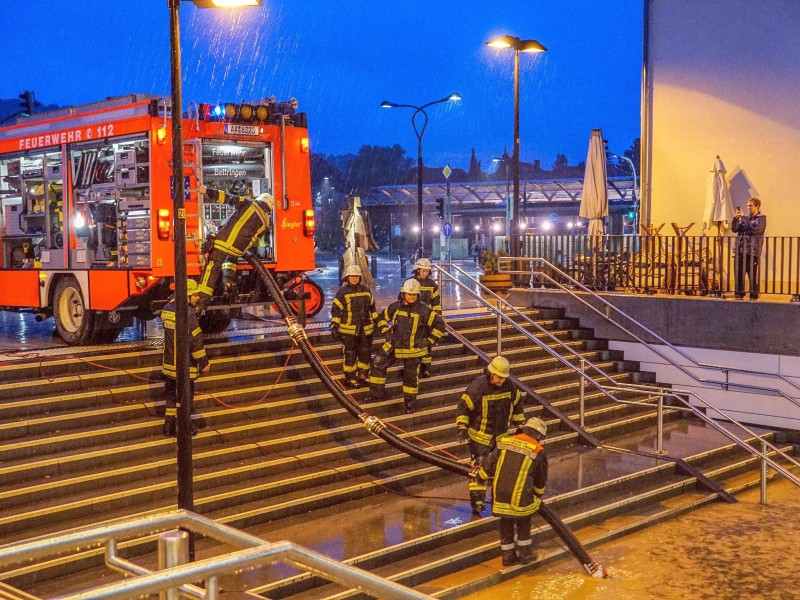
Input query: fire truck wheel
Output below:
<box><xmin>53</xmin><ymin>277</ymin><xmax>96</xmax><ymax>345</ymax></box>
<box><xmin>281</xmin><ymin>278</ymin><xmax>325</xmax><ymax>318</ymax></box>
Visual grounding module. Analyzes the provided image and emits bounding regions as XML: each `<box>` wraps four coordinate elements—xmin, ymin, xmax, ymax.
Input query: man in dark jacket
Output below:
<box><xmin>196</xmin><ymin>187</ymin><xmax>273</xmax><ymax>305</ymax></box>
<box><xmin>732</xmin><ymin>197</ymin><xmax>767</xmax><ymax>300</ymax></box>
<box><xmin>367</xmin><ymin>278</ymin><xmax>446</xmax><ymax>413</ymax></box>
<box><xmin>161</xmin><ymin>279</ymin><xmax>210</xmax><ymax>436</ymax></box>
<box><xmin>403</xmin><ymin>257</ymin><xmax>442</xmax><ymax>378</ymax></box>
<box><xmin>476</xmin><ymin>416</ymin><xmax>548</xmax><ymax>567</ymax></box>
<box><xmin>330</xmin><ymin>264</ymin><xmax>378</xmax><ymax>389</ymax></box>
<box><xmin>456</xmin><ymin>356</ymin><xmax>527</xmax><ymax>515</ymax></box>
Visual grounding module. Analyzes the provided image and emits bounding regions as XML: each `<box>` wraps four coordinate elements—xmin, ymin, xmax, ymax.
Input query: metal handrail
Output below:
<box><xmin>505</xmin><ymin>256</ymin><xmax>800</xmax><ymax>407</ymax></box>
<box><xmin>437</xmin><ymin>262</ymin><xmax>800</xmax><ymax>494</ymax></box>
<box><xmin>0</xmin><ymin>511</ymin><xmax>432</xmax><ymax>600</ymax></box>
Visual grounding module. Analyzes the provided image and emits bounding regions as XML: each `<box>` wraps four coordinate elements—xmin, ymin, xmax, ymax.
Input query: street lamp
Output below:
<box><xmin>486</xmin><ymin>35</ymin><xmax>546</xmax><ymax>258</ymax></box>
<box><xmin>380</xmin><ymin>93</ymin><xmax>461</xmax><ymax>258</ymax></box>
<box><xmin>168</xmin><ymin>0</ymin><xmax>263</xmax><ymax>518</ymax></box>
<box><xmin>608</xmin><ymin>152</ymin><xmax>639</xmax><ymax>232</ymax></box>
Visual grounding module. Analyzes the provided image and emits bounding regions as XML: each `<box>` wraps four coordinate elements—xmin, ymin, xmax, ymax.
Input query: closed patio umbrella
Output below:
<box><xmin>703</xmin><ymin>155</ymin><xmax>734</xmax><ymax>235</ymax></box>
<box><xmin>579</xmin><ymin>129</ymin><xmax>608</xmax><ymax>237</ymax></box>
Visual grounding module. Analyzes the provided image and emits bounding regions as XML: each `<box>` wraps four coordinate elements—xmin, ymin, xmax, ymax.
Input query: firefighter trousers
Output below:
<box><xmin>198</xmin><ymin>247</ymin><xmax>231</xmax><ymax>299</ymax></box>
<box><xmin>499</xmin><ymin>515</ymin><xmax>533</xmax><ymax>550</ymax></box>
<box><xmin>368</xmin><ymin>347</ymin><xmax>421</xmax><ymax>405</ymax></box>
<box><xmin>163</xmin><ymin>376</ymin><xmax>204</xmax><ymax>425</ymax></box>
<box><xmin>341</xmin><ymin>333</ymin><xmax>372</xmax><ymax>382</ymax></box>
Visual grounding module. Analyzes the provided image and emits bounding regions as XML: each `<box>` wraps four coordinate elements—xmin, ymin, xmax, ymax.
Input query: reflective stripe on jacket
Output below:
<box><xmin>478</xmin><ymin>432</ymin><xmax>548</xmax><ymax>517</ymax></box>
<box><xmin>161</xmin><ymin>300</ymin><xmax>209</xmax><ymax>380</ymax></box>
<box><xmin>330</xmin><ymin>282</ymin><xmax>378</xmax><ymax>336</ymax></box>
<box><xmin>456</xmin><ymin>374</ymin><xmax>526</xmax><ymax>446</ymax></box>
<box><xmin>378</xmin><ymin>299</ymin><xmax>445</xmax><ymax>359</ymax></box>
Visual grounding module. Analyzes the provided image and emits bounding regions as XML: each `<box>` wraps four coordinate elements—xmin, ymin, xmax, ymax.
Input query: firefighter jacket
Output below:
<box><xmin>206</xmin><ymin>189</ymin><xmax>271</xmax><ymax>258</ymax></box>
<box><xmin>161</xmin><ymin>300</ymin><xmax>209</xmax><ymax>380</ymax></box>
<box><xmin>377</xmin><ymin>299</ymin><xmax>445</xmax><ymax>359</ymax></box>
<box><xmin>402</xmin><ymin>275</ymin><xmax>441</xmax><ymax>313</ymax></box>
<box><xmin>456</xmin><ymin>374</ymin><xmax>526</xmax><ymax>447</ymax></box>
<box><xmin>330</xmin><ymin>282</ymin><xmax>378</xmax><ymax>336</ymax></box>
<box><xmin>478</xmin><ymin>431</ymin><xmax>548</xmax><ymax>518</ymax></box>
<box><xmin>732</xmin><ymin>212</ymin><xmax>767</xmax><ymax>257</ymax></box>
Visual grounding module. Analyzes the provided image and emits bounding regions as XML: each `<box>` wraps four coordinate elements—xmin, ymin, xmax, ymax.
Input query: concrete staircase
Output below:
<box><xmin>0</xmin><ymin>306</ymin><xmax>794</xmax><ymax>598</ymax></box>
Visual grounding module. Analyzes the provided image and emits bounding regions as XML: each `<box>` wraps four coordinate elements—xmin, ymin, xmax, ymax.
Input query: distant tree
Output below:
<box><xmin>624</xmin><ymin>138</ymin><xmax>641</xmax><ymax>174</ymax></box>
<box><xmin>341</xmin><ymin>144</ymin><xmax>412</xmax><ymax>194</ymax></box>
<box><xmin>467</xmin><ymin>148</ymin><xmax>484</xmax><ymax>181</ymax></box>
<box><xmin>552</xmin><ymin>153</ymin><xmax>569</xmax><ymax>176</ymax></box>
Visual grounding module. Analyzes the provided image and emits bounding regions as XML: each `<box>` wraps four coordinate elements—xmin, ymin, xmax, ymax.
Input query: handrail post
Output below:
<box><xmin>761</xmin><ymin>440</ymin><xmax>768</xmax><ymax>506</ymax></box>
<box><xmin>655</xmin><ymin>389</ymin><xmax>666</xmax><ymax>454</ymax></box>
<box><xmin>159</xmin><ymin>530</ymin><xmax>190</xmax><ymax>600</ymax></box>
<box><xmin>437</xmin><ymin>262</ymin><xmax>443</xmax><ymax>308</ymax></box>
<box><xmin>579</xmin><ymin>358</ymin><xmax>586</xmax><ymax>428</ymax></box>
<box><xmin>496</xmin><ymin>301</ymin><xmax>503</xmax><ymax>356</ymax></box>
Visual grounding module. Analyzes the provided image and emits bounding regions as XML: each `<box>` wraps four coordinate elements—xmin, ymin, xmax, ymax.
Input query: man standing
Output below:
<box><xmin>367</xmin><ymin>278</ymin><xmax>446</xmax><ymax>413</ymax></box>
<box><xmin>476</xmin><ymin>416</ymin><xmax>549</xmax><ymax>567</ymax></box>
<box><xmin>456</xmin><ymin>356</ymin><xmax>527</xmax><ymax>515</ymax></box>
<box><xmin>330</xmin><ymin>265</ymin><xmax>378</xmax><ymax>389</ymax></box>
<box><xmin>403</xmin><ymin>257</ymin><xmax>441</xmax><ymax>378</ymax></box>
<box><xmin>161</xmin><ymin>279</ymin><xmax>210</xmax><ymax>436</ymax></box>
<box><xmin>732</xmin><ymin>197</ymin><xmax>767</xmax><ymax>300</ymax></box>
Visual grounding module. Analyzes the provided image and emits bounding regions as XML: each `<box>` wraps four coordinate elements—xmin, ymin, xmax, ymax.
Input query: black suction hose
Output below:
<box><xmin>246</xmin><ymin>256</ymin><xmax>604</xmax><ymax>577</ymax></box>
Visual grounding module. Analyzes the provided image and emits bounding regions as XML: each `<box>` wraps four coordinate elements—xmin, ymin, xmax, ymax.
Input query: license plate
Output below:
<box><xmin>224</xmin><ymin>124</ymin><xmax>259</xmax><ymax>136</ymax></box>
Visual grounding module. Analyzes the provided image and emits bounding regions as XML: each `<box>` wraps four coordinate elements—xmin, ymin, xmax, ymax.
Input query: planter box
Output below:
<box><xmin>479</xmin><ymin>273</ymin><xmax>513</xmax><ymax>292</ymax></box>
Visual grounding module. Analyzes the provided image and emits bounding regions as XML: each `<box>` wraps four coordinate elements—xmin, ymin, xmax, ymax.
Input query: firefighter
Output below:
<box><xmin>366</xmin><ymin>278</ymin><xmax>446</xmax><ymax>413</ymax></box>
<box><xmin>330</xmin><ymin>264</ymin><xmax>378</xmax><ymax>389</ymax></box>
<box><xmin>475</xmin><ymin>416</ymin><xmax>548</xmax><ymax>567</ymax></box>
<box><xmin>161</xmin><ymin>279</ymin><xmax>210</xmax><ymax>437</ymax></box>
<box><xmin>456</xmin><ymin>356</ymin><xmax>527</xmax><ymax>515</ymax></box>
<box><xmin>402</xmin><ymin>257</ymin><xmax>441</xmax><ymax>378</ymax></box>
<box><xmin>197</xmin><ymin>188</ymin><xmax>274</xmax><ymax>305</ymax></box>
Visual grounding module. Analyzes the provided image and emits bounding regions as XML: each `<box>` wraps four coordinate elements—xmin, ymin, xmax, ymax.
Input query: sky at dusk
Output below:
<box><xmin>1</xmin><ymin>1</ymin><xmax>642</xmax><ymax>172</ymax></box>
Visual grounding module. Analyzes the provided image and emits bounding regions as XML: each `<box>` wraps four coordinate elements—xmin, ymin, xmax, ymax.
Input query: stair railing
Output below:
<box><xmin>507</xmin><ymin>256</ymin><xmax>800</xmax><ymax>407</ymax></box>
<box><xmin>437</xmin><ymin>262</ymin><xmax>800</xmax><ymax>496</ymax></box>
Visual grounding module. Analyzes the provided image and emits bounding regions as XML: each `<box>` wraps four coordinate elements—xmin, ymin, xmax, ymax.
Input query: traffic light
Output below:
<box><xmin>18</xmin><ymin>90</ymin><xmax>36</xmax><ymax>115</ymax></box>
<box><xmin>435</xmin><ymin>197</ymin><xmax>445</xmax><ymax>219</ymax></box>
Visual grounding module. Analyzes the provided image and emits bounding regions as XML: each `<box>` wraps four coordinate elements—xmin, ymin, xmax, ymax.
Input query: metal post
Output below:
<box><xmin>437</xmin><ymin>262</ymin><xmax>443</xmax><ymax>310</ymax></box>
<box><xmin>168</xmin><ymin>0</ymin><xmax>193</xmax><ymax>522</ymax></box>
<box><xmin>760</xmin><ymin>440</ymin><xmax>768</xmax><ymax>505</ymax></box>
<box><xmin>158</xmin><ymin>530</ymin><xmax>189</xmax><ymax>600</ymax></box>
<box><xmin>656</xmin><ymin>391</ymin><xmax>665</xmax><ymax>454</ymax></box>
<box><xmin>579</xmin><ymin>358</ymin><xmax>586</xmax><ymax>428</ymax></box>
<box><xmin>511</xmin><ymin>47</ymin><xmax>521</xmax><ymax>259</ymax></box>
<box><xmin>416</xmin><ymin>130</ymin><xmax>424</xmax><ymax>257</ymax></box>
<box><xmin>496</xmin><ymin>306</ymin><xmax>503</xmax><ymax>356</ymax></box>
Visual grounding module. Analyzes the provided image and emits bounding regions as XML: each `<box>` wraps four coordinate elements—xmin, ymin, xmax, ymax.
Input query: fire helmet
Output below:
<box><xmin>523</xmin><ymin>416</ymin><xmax>547</xmax><ymax>438</ymax></box>
<box><xmin>487</xmin><ymin>356</ymin><xmax>510</xmax><ymax>379</ymax></box>
<box><xmin>255</xmin><ymin>193</ymin><xmax>274</xmax><ymax>212</ymax></box>
<box><xmin>344</xmin><ymin>264</ymin><xmax>363</xmax><ymax>279</ymax></box>
<box><xmin>401</xmin><ymin>278</ymin><xmax>421</xmax><ymax>295</ymax></box>
<box><xmin>186</xmin><ymin>279</ymin><xmax>199</xmax><ymax>296</ymax></box>
<box><xmin>414</xmin><ymin>257</ymin><xmax>432</xmax><ymax>271</ymax></box>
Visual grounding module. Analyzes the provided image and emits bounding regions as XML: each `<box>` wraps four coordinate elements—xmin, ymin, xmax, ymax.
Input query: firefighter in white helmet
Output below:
<box><xmin>456</xmin><ymin>356</ymin><xmax>527</xmax><ymax>515</ymax></box>
<box><xmin>476</xmin><ymin>416</ymin><xmax>548</xmax><ymax>567</ymax></box>
<box><xmin>401</xmin><ymin>257</ymin><xmax>441</xmax><ymax>378</ymax></box>
<box><xmin>366</xmin><ymin>278</ymin><xmax>446</xmax><ymax>413</ymax></box>
<box><xmin>330</xmin><ymin>264</ymin><xmax>378</xmax><ymax>389</ymax></box>
<box><xmin>196</xmin><ymin>188</ymin><xmax>274</xmax><ymax>306</ymax></box>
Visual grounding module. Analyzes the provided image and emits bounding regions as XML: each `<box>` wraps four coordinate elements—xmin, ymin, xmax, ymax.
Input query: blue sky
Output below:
<box><xmin>1</xmin><ymin>1</ymin><xmax>642</xmax><ymax>171</ymax></box>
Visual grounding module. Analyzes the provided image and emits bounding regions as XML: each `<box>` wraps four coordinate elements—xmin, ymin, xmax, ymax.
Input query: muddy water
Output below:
<box><xmin>464</xmin><ymin>480</ymin><xmax>799</xmax><ymax>600</ymax></box>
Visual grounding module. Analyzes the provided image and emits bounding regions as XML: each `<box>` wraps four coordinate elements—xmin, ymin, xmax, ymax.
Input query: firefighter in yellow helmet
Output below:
<box><xmin>476</xmin><ymin>416</ymin><xmax>548</xmax><ymax>567</ymax></box>
<box><xmin>456</xmin><ymin>356</ymin><xmax>527</xmax><ymax>515</ymax></box>
<box><xmin>196</xmin><ymin>188</ymin><xmax>274</xmax><ymax>305</ymax></box>
<box><xmin>161</xmin><ymin>279</ymin><xmax>210</xmax><ymax>436</ymax></box>
<box><xmin>401</xmin><ymin>257</ymin><xmax>441</xmax><ymax>378</ymax></box>
<box><xmin>330</xmin><ymin>264</ymin><xmax>378</xmax><ymax>389</ymax></box>
<box><xmin>366</xmin><ymin>278</ymin><xmax>446</xmax><ymax>413</ymax></box>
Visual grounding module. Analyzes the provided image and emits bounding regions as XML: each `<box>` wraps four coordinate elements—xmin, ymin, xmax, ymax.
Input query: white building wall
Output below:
<box><xmin>645</xmin><ymin>0</ymin><xmax>800</xmax><ymax>237</ymax></box>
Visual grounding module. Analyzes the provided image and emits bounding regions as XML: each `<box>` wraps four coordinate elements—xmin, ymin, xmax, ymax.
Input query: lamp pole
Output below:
<box><xmin>169</xmin><ymin>0</ymin><xmax>263</xmax><ymax>519</ymax></box>
<box><xmin>608</xmin><ymin>152</ymin><xmax>639</xmax><ymax>232</ymax></box>
<box><xmin>486</xmin><ymin>35</ymin><xmax>546</xmax><ymax>258</ymax></box>
<box><xmin>381</xmin><ymin>93</ymin><xmax>461</xmax><ymax>258</ymax></box>
<box><xmin>493</xmin><ymin>156</ymin><xmax>511</xmax><ymax>240</ymax></box>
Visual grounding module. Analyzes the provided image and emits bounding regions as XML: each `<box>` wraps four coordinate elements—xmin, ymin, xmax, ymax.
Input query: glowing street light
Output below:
<box><xmin>380</xmin><ymin>93</ymin><xmax>461</xmax><ymax>257</ymax></box>
<box><xmin>486</xmin><ymin>34</ymin><xmax>546</xmax><ymax>258</ymax></box>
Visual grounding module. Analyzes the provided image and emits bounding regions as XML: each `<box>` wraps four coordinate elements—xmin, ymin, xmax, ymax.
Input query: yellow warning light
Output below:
<box><xmin>157</xmin><ymin>126</ymin><xmax>168</xmax><ymax>144</ymax></box>
<box><xmin>301</xmin><ymin>137</ymin><xmax>310</xmax><ymax>153</ymax></box>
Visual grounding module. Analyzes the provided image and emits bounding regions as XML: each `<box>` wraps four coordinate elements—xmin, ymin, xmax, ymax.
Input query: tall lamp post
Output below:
<box><xmin>380</xmin><ymin>93</ymin><xmax>461</xmax><ymax>258</ymax></box>
<box><xmin>168</xmin><ymin>0</ymin><xmax>262</xmax><ymax>517</ymax></box>
<box><xmin>608</xmin><ymin>152</ymin><xmax>639</xmax><ymax>232</ymax></box>
<box><xmin>486</xmin><ymin>35</ymin><xmax>546</xmax><ymax>258</ymax></box>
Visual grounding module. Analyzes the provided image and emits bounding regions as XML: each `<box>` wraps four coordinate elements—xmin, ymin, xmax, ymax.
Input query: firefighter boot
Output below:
<box><xmin>470</xmin><ymin>491</ymin><xmax>485</xmax><ymax>516</ymax></box>
<box><xmin>501</xmin><ymin>549</ymin><xmax>518</xmax><ymax>567</ymax></box>
<box><xmin>404</xmin><ymin>398</ymin><xmax>415</xmax><ymax>414</ymax></box>
<box><xmin>517</xmin><ymin>544</ymin><xmax>535</xmax><ymax>565</ymax></box>
<box><xmin>163</xmin><ymin>417</ymin><xmax>176</xmax><ymax>437</ymax></box>
<box><xmin>419</xmin><ymin>364</ymin><xmax>430</xmax><ymax>378</ymax></box>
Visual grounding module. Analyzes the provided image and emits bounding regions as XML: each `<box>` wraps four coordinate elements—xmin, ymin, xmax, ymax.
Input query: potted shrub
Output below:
<box><xmin>478</xmin><ymin>248</ymin><xmax>513</xmax><ymax>291</ymax></box>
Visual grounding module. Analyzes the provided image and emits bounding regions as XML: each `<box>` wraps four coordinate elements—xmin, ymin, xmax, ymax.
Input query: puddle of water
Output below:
<box><xmin>464</xmin><ymin>479</ymin><xmax>800</xmax><ymax>600</ymax></box>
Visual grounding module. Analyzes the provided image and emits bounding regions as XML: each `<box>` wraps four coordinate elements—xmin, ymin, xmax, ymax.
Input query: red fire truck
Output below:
<box><xmin>0</xmin><ymin>94</ymin><xmax>322</xmax><ymax>344</ymax></box>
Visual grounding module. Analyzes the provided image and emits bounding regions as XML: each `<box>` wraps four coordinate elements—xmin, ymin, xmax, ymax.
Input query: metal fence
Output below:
<box><xmin>513</xmin><ymin>234</ymin><xmax>800</xmax><ymax>299</ymax></box>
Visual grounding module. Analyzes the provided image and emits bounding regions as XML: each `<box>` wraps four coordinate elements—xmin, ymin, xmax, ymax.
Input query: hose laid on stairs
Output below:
<box><xmin>246</xmin><ymin>255</ymin><xmax>605</xmax><ymax>577</ymax></box>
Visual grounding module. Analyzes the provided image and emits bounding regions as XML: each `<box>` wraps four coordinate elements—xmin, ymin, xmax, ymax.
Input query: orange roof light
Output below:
<box><xmin>301</xmin><ymin>137</ymin><xmax>310</xmax><ymax>153</ymax></box>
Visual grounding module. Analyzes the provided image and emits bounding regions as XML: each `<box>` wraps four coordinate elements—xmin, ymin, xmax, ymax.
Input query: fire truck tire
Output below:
<box><xmin>53</xmin><ymin>277</ymin><xmax>96</xmax><ymax>345</ymax></box>
<box><xmin>93</xmin><ymin>325</ymin><xmax>123</xmax><ymax>344</ymax></box>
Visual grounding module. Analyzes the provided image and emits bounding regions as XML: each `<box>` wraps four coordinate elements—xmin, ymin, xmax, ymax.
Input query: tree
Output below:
<box><xmin>467</xmin><ymin>148</ymin><xmax>484</xmax><ymax>181</ymax></box>
<box><xmin>552</xmin><ymin>153</ymin><xmax>569</xmax><ymax>176</ymax></box>
<box><xmin>341</xmin><ymin>144</ymin><xmax>413</xmax><ymax>194</ymax></box>
<box><xmin>624</xmin><ymin>138</ymin><xmax>640</xmax><ymax>175</ymax></box>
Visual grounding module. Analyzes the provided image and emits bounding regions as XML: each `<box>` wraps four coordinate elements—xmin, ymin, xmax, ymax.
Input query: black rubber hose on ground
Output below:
<box><xmin>245</xmin><ymin>255</ymin><xmax>604</xmax><ymax>577</ymax></box>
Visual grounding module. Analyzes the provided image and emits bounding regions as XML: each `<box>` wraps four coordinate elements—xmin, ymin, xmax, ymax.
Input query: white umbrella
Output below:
<box><xmin>579</xmin><ymin>129</ymin><xmax>608</xmax><ymax>237</ymax></box>
<box><xmin>703</xmin><ymin>156</ymin><xmax>734</xmax><ymax>235</ymax></box>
